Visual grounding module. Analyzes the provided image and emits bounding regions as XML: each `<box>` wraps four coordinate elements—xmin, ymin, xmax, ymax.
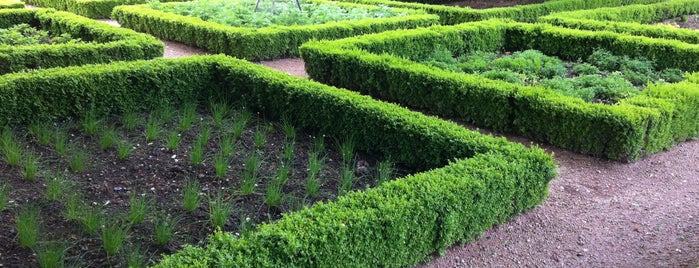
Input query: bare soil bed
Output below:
<box><xmin>0</xmin><ymin>105</ymin><xmax>399</xmax><ymax>267</ymax></box>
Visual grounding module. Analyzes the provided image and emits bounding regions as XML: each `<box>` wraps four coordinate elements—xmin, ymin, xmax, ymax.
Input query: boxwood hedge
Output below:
<box><xmin>0</xmin><ymin>55</ymin><xmax>556</xmax><ymax>267</ymax></box>
<box><xmin>539</xmin><ymin>0</ymin><xmax>699</xmax><ymax>44</ymax></box>
<box><xmin>300</xmin><ymin>19</ymin><xmax>699</xmax><ymax>161</ymax></box>
<box><xmin>112</xmin><ymin>0</ymin><xmax>438</xmax><ymax>61</ymax></box>
<box><xmin>0</xmin><ymin>8</ymin><xmax>163</xmax><ymax>74</ymax></box>
<box><xmin>23</xmin><ymin>0</ymin><xmax>182</xmax><ymax>18</ymax></box>
<box><xmin>0</xmin><ymin>0</ymin><xmax>23</xmax><ymax>9</ymax></box>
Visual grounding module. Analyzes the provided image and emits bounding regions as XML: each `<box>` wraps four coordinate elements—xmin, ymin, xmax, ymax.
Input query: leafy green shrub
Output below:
<box><xmin>572</xmin><ymin>63</ymin><xmax>599</xmax><ymax>75</ymax></box>
<box><xmin>492</xmin><ymin>50</ymin><xmax>566</xmax><ymax>79</ymax></box>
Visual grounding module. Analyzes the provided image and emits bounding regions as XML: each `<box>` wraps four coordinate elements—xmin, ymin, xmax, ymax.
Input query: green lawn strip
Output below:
<box><xmin>329</xmin><ymin>0</ymin><xmax>667</xmax><ymax>25</ymax></box>
<box><xmin>300</xmin><ymin>19</ymin><xmax>699</xmax><ymax>161</ymax></box>
<box><xmin>0</xmin><ymin>8</ymin><xmax>163</xmax><ymax>74</ymax></box>
<box><xmin>539</xmin><ymin>0</ymin><xmax>699</xmax><ymax>44</ymax></box>
<box><xmin>0</xmin><ymin>55</ymin><xmax>556</xmax><ymax>266</ymax></box>
<box><xmin>111</xmin><ymin>0</ymin><xmax>438</xmax><ymax>61</ymax></box>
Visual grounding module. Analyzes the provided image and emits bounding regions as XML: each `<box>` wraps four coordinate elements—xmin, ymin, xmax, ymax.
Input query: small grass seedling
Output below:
<box><xmin>68</xmin><ymin>149</ymin><xmax>89</xmax><ymax>172</ymax></box>
<box><xmin>63</xmin><ymin>193</ymin><xmax>85</xmax><ymax>221</ymax></box>
<box><xmin>338</xmin><ymin>136</ymin><xmax>356</xmax><ymax>168</ymax></box>
<box><xmin>275</xmin><ymin>164</ymin><xmax>290</xmax><ymax>187</ymax></box>
<box><xmin>16</xmin><ymin>205</ymin><xmax>40</xmax><ymax>248</ymax></box>
<box><xmin>338</xmin><ymin>165</ymin><xmax>354</xmax><ymax>195</ymax></box>
<box><xmin>144</xmin><ymin>118</ymin><xmax>161</xmax><ymax>142</ymax></box>
<box><xmin>376</xmin><ymin>160</ymin><xmax>394</xmax><ymax>185</ymax></box>
<box><xmin>231</xmin><ymin>109</ymin><xmax>251</xmax><ymax>139</ymax></box>
<box><xmin>210</xmin><ymin>101</ymin><xmax>230</xmax><ymax>128</ymax></box>
<box><xmin>1</xmin><ymin>130</ymin><xmax>22</xmax><ymax>166</ymax></box>
<box><xmin>178</xmin><ymin>102</ymin><xmax>197</xmax><ymax>132</ymax></box>
<box><xmin>182</xmin><ymin>179</ymin><xmax>200</xmax><ymax>212</ymax></box>
<box><xmin>101</xmin><ymin>217</ymin><xmax>130</xmax><ymax>256</ymax></box>
<box><xmin>218</xmin><ymin>132</ymin><xmax>236</xmax><ymax>158</ymax></box>
<box><xmin>0</xmin><ymin>127</ymin><xmax>13</xmax><ymax>149</ymax></box>
<box><xmin>154</xmin><ymin>103</ymin><xmax>175</xmax><ymax>124</ymax></box>
<box><xmin>121</xmin><ymin>110</ymin><xmax>139</xmax><ymax>132</ymax></box>
<box><xmin>52</xmin><ymin>128</ymin><xmax>69</xmax><ymax>157</ymax></box>
<box><xmin>253</xmin><ymin>126</ymin><xmax>267</xmax><ymax>150</ymax></box>
<box><xmin>116</xmin><ymin>140</ymin><xmax>133</xmax><ymax>161</ymax></box>
<box><xmin>80</xmin><ymin>206</ymin><xmax>103</xmax><ymax>236</ymax></box>
<box><xmin>190</xmin><ymin>142</ymin><xmax>204</xmax><ymax>166</ymax></box>
<box><xmin>100</xmin><ymin>127</ymin><xmax>118</xmax><ymax>150</ymax></box>
<box><xmin>213</xmin><ymin>153</ymin><xmax>229</xmax><ymax>179</ymax></box>
<box><xmin>281</xmin><ymin>119</ymin><xmax>296</xmax><ymax>142</ymax></box>
<box><xmin>128</xmin><ymin>193</ymin><xmax>150</xmax><ymax>225</ymax></box>
<box><xmin>264</xmin><ymin>181</ymin><xmax>283</xmax><ymax>208</ymax></box>
<box><xmin>165</xmin><ymin>131</ymin><xmax>181</xmax><ymax>151</ymax></box>
<box><xmin>28</xmin><ymin>121</ymin><xmax>52</xmax><ymax>146</ymax></box>
<box><xmin>305</xmin><ymin>150</ymin><xmax>326</xmax><ymax>198</ymax></box>
<box><xmin>240</xmin><ymin>152</ymin><xmax>260</xmax><ymax>195</ymax></box>
<box><xmin>20</xmin><ymin>152</ymin><xmax>40</xmax><ymax>181</ymax></box>
<box><xmin>35</xmin><ymin>241</ymin><xmax>68</xmax><ymax>268</ymax></box>
<box><xmin>197</xmin><ymin>125</ymin><xmax>212</xmax><ymax>146</ymax></box>
<box><xmin>153</xmin><ymin>212</ymin><xmax>179</xmax><ymax>246</ymax></box>
<box><xmin>124</xmin><ymin>244</ymin><xmax>147</xmax><ymax>268</ymax></box>
<box><xmin>45</xmin><ymin>175</ymin><xmax>69</xmax><ymax>202</ymax></box>
<box><xmin>208</xmin><ymin>192</ymin><xmax>232</xmax><ymax>229</ymax></box>
<box><xmin>282</xmin><ymin>141</ymin><xmax>295</xmax><ymax>166</ymax></box>
<box><xmin>80</xmin><ymin>110</ymin><xmax>102</xmax><ymax>136</ymax></box>
<box><xmin>0</xmin><ymin>183</ymin><xmax>9</xmax><ymax>211</ymax></box>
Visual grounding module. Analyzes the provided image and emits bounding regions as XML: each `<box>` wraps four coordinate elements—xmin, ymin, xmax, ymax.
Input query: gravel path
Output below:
<box><xmin>79</xmin><ymin>18</ymin><xmax>699</xmax><ymax>268</ymax></box>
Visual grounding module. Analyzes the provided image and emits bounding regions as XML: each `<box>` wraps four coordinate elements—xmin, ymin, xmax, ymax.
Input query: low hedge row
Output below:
<box><xmin>0</xmin><ymin>55</ymin><xmax>556</xmax><ymax>266</ymax></box>
<box><xmin>300</xmin><ymin>19</ymin><xmax>699</xmax><ymax>161</ymax></box>
<box><xmin>112</xmin><ymin>1</ymin><xmax>438</xmax><ymax>61</ymax></box>
<box><xmin>539</xmin><ymin>0</ymin><xmax>699</xmax><ymax>44</ymax></box>
<box><xmin>23</xmin><ymin>0</ymin><xmax>181</xmax><ymax>18</ymax></box>
<box><xmin>0</xmin><ymin>0</ymin><xmax>23</xmax><ymax>9</ymax></box>
<box><xmin>332</xmin><ymin>0</ymin><xmax>667</xmax><ymax>25</ymax></box>
<box><xmin>0</xmin><ymin>8</ymin><xmax>163</xmax><ymax>74</ymax></box>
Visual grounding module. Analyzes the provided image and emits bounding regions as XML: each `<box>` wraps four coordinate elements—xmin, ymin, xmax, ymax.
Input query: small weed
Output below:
<box><xmin>275</xmin><ymin>164</ymin><xmax>290</xmax><ymax>187</ymax></box>
<box><xmin>124</xmin><ymin>244</ymin><xmax>147</xmax><ymax>268</ymax></box>
<box><xmin>0</xmin><ymin>183</ymin><xmax>9</xmax><ymax>211</ymax></box>
<box><xmin>165</xmin><ymin>131</ymin><xmax>181</xmax><ymax>151</ymax></box>
<box><xmin>153</xmin><ymin>212</ymin><xmax>179</xmax><ymax>246</ymax></box>
<box><xmin>197</xmin><ymin>126</ymin><xmax>212</xmax><ymax>146</ymax></box>
<box><xmin>282</xmin><ymin>141</ymin><xmax>295</xmax><ymax>166</ymax></box>
<box><xmin>144</xmin><ymin>118</ymin><xmax>161</xmax><ymax>142</ymax></box>
<box><xmin>20</xmin><ymin>152</ymin><xmax>40</xmax><ymax>181</ymax></box>
<box><xmin>190</xmin><ymin>142</ymin><xmax>204</xmax><ymax>165</ymax></box>
<box><xmin>182</xmin><ymin>179</ymin><xmax>200</xmax><ymax>212</ymax></box>
<box><xmin>338</xmin><ymin>165</ymin><xmax>354</xmax><ymax>195</ymax></box>
<box><xmin>281</xmin><ymin>119</ymin><xmax>296</xmax><ymax>142</ymax></box>
<box><xmin>35</xmin><ymin>241</ymin><xmax>68</xmax><ymax>268</ymax></box>
<box><xmin>101</xmin><ymin>217</ymin><xmax>130</xmax><ymax>256</ymax></box>
<box><xmin>128</xmin><ymin>193</ymin><xmax>150</xmax><ymax>225</ymax></box>
<box><xmin>154</xmin><ymin>103</ymin><xmax>175</xmax><ymax>123</ymax></box>
<box><xmin>305</xmin><ymin>150</ymin><xmax>325</xmax><ymax>198</ymax></box>
<box><xmin>63</xmin><ymin>193</ymin><xmax>84</xmax><ymax>221</ymax></box>
<box><xmin>80</xmin><ymin>110</ymin><xmax>101</xmax><ymax>136</ymax></box>
<box><xmin>240</xmin><ymin>153</ymin><xmax>260</xmax><ymax>195</ymax></box>
<box><xmin>0</xmin><ymin>127</ymin><xmax>13</xmax><ymax>149</ymax></box>
<box><xmin>208</xmin><ymin>193</ymin><xmax>232</xmax><ymax>228</ymax></box>
<box><xmin>116</xmin><ymin>141</ymin><xmax>133</xmax><ymax>161</ymax></box>
<box><xmin>121</xmin><ymin>111</ymin><xmax>139</xmax><ymax>132</ymax></box>
<box><xmin>376</xmin><ymin>160</ymin><xmax>394</xmax><ymax>185</ymax></box>
<box><xmin>16</xmin><ymin>205</ymin><xmax>40</xmax><ymax>248</ymax></box>
<box><xmin>99</xmin><ymin>127</ymin><xmax>118</xmax><ymax>150</ymax></box>
<box><xmin>264</xmin><ymin>181</ymin><xmax>283</xmax><ymax>208</ymax></box>
<box><xmin>231</xmin><ymin>110</ymin><xmax>251</xmax><ymax>139</ymax></box>
<box><xmin>179</xmin><ymin>102</ymin><xmax>197</xmax><ymax>131</ymax></box>
<box><xmin>213</xmin><ymin>153</ymin><xmax>229</xmax><ymax>179</ymax></box>
<box><xmin>68</xmin><ymin>149</ymin><xmax>89</xmax><ymax>172</ymax></box>
<box><xmin>2</xmin><ymin>137</ymin><xmax>22</xmax><ymax>166</ymax></box>
<box><xmin>218</xmin><ymin>132</ymin><xmax>236</xmax><ymax>158</ymax></box>
<box><xmin>29</xmin><ymin>121</ymin><xmax>53</xmax><ymax>146</ymax></box>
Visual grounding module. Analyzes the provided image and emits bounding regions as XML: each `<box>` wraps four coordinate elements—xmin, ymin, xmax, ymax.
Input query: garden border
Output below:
<box><xmin>111</xmin><ymin>0</ymin><xmax>439</xmax><ymax>61</ymax></box>
<box><xmin>23</xmin><ymin>0</ymin><xmax>182</xmax><ymax>18</ymax></box>
<box><xmin>299</xmin><ymin>19</ymin><xmax>699</xmax><ymax>161</ymax></box>
<box><xmin>0</xmin><ymin>55</ymin><xmax>556</xmax><ymax>266</ymax></box>
<box><xmin>0</xmin><ymin>8</ymin><xmax>163</xmax><ymax>74</ymax></box>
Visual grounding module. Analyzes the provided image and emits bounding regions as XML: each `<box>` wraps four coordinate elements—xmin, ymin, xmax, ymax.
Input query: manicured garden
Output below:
<box><xmin>1</xmin><ymin>0</ymin><xmax>698</xmax><ymax>267</ymax></box>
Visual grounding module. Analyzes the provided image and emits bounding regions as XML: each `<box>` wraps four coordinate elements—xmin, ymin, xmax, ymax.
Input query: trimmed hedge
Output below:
<box><xmin>539</xmin><ymin>0</ymin><xmax>699</xmax><ymax>44</ymax></box>
<box><xmin>0</xmin><ymin>8</ymin><xmax>163</xmax><ymax>74</ymax></box>
<box><xmin>331</xmin><ymin>0</ymin><xmax>668</xmax><ymax>25</ymax></box>
<box><xmin>23</xmin><ymin>0</ymin><xmax>182</xmax><ymax>18</ymax></box>
<box><xmin>0</xmin><ymin>55</ymin><xmax>556</xmax><ymax>266</ymax></box>
<box><xmin>0</xmin><ymin>0</ymin><xmax>23</xmax><ymax>9</ymax></box>
<box><xmin>111</xmin><ymin>0</ymin><xmax>438</xmax><ymax>61</ymax></box>
<box><xmin>300</xmin><ymin>19</ymin><xmax>699</xmax><ymax>161</ymax></box>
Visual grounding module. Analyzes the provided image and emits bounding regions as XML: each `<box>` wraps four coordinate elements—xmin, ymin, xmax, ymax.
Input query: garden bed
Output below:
<box><xmin>24</xmin><ymin>0</ymin><xmax>182</xmax><ymax>18</ymax></box>
<box><xmin>0</xmin><ymin>0</ymin><xmax>23</xmax><ymax>9</ymax></box>
<box><xmin>112</xmin><ymin>0</ymin><xmax>438</xmax><ymax>60</ymax></box>
<box><xmin>0</xmin><ymin>55</ymin><xmax>556</xmax><ymax>266</ymax></box>
<box><xmin>0</xmin><ymin>8</ymin><xmax>163</xmax><ymax>74</ymax></box>
<box><xmin>300</xmin><ymin>19</ymin><xmax>699</xmax><ymax>161</ymax></box>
